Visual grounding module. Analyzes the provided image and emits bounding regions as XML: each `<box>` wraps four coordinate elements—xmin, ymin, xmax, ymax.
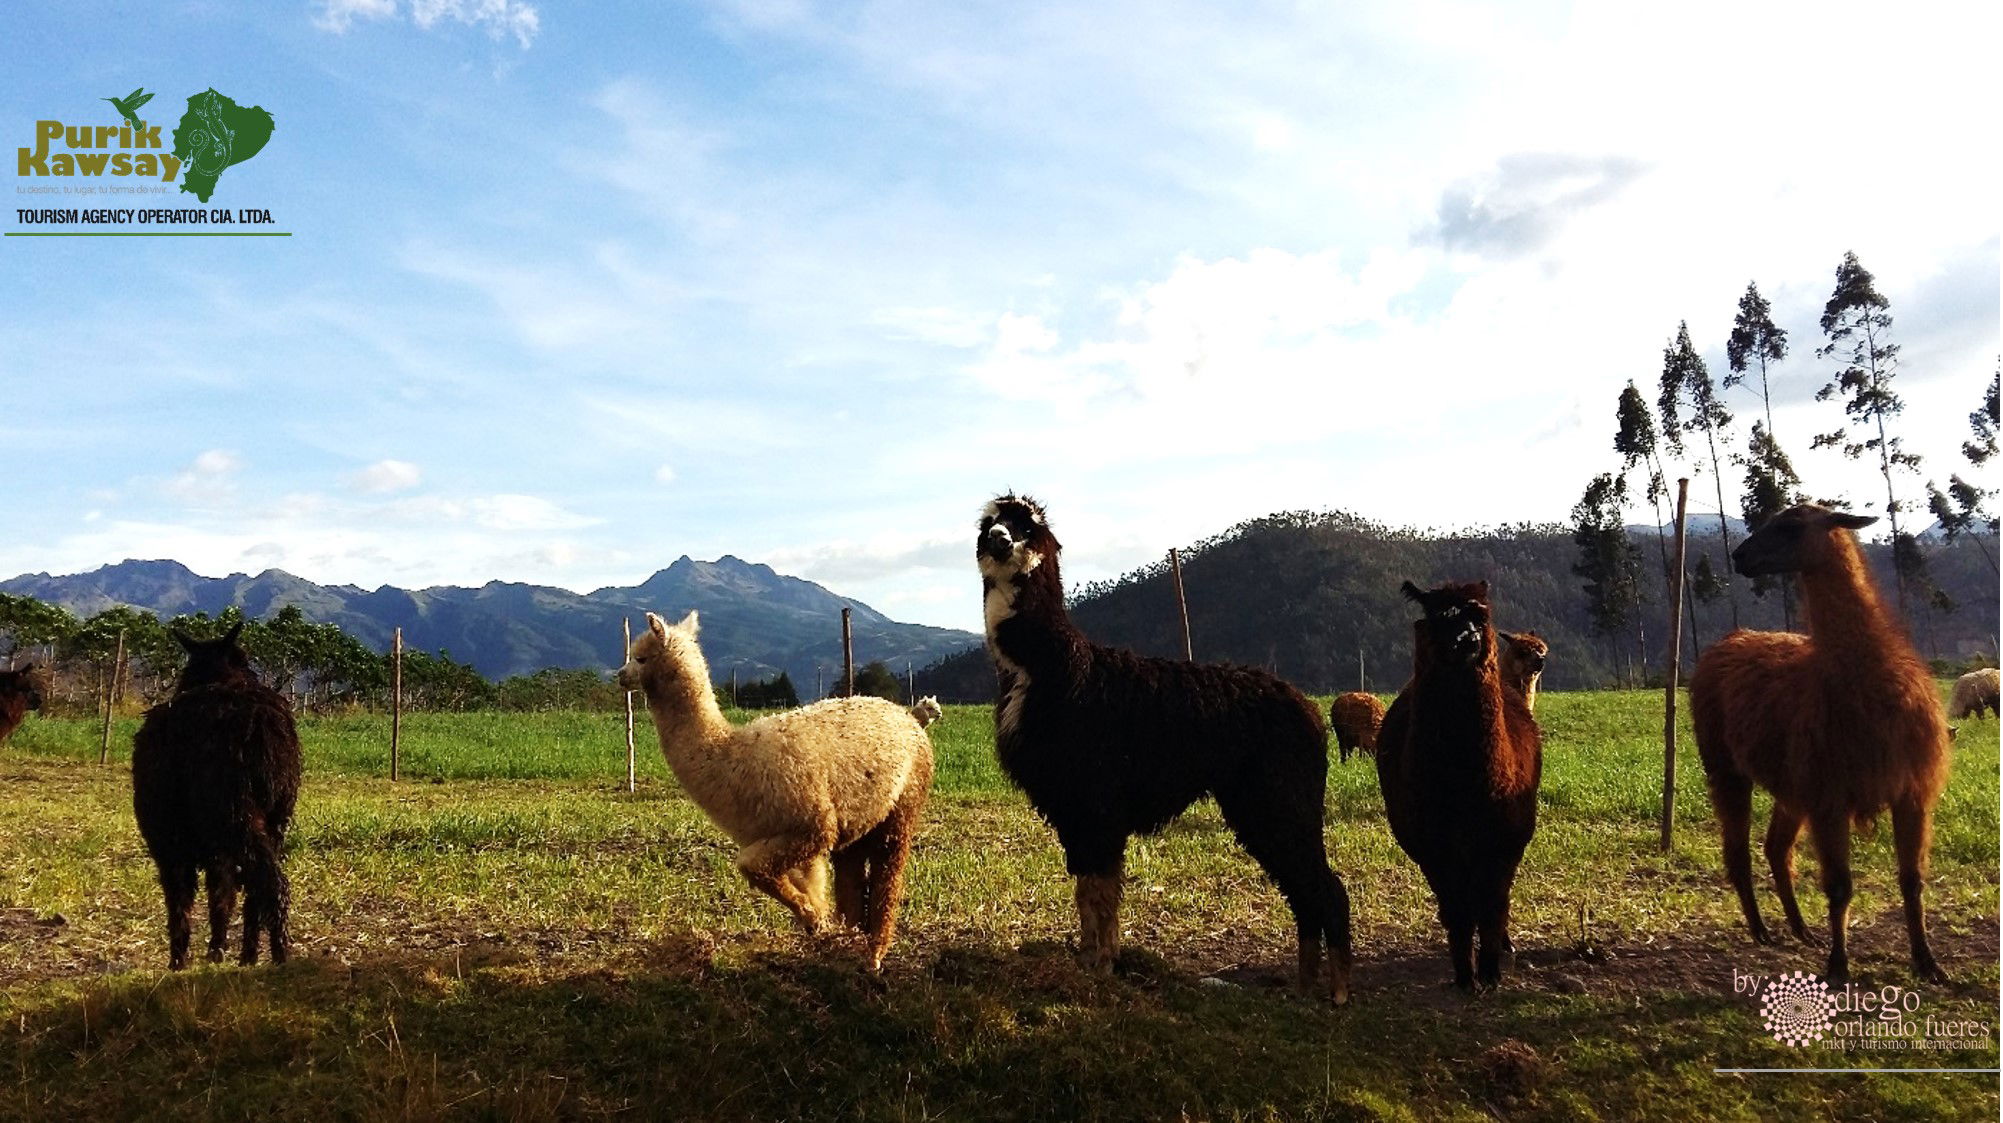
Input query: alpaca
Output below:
<box><xmin>131</xmin><ymin>622</ymin><xmax>302</xmax><ymax>969</ymax></box>
<box><xmin>1329</xmin><ymin>692</ymin><xmax>1385</xmax><ymax>763</ymax></box>
<box><xmin>618</xmin><ymin>611</ymin><xmax>933</xmax><ymax>971</ymax></box>
<box><xmin>0</xmin><ymin>664</ymin><xmax>44</xmax><ymax>744</ymax></box>
<box><xmin>1691</xmin><ymin>503</ymin><xmax>1952</xmax><ymax>983</ymax></box>
<box><xmin>1377</xmin><ymin>581</ymin><xmax>1542</xmax><ymax>990</ymax></box>
<box><xmin>1495</xmin><ymin>631</ymin><xmax>1549</xmax><ymax>712</ymax></box>
<box><xmin>977</xmin><ymin>495</ymin><xmax>1353</xmax><ymax>1002</ymax></box>
<box><xmin>910</xmin><ymin>695</ymin><xmax>944</xmax><ymax>728</ymax></box>
<box><xmin>1949</xmin><ymin>668</ymin><xmax>1998</xmax><ymax>720</ymax></box>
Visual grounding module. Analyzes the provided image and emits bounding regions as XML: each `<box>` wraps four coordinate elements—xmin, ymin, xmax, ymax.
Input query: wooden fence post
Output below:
<box><xmin>390</xmin><ymin>627</ymin><xmax>403</xmax><ymax>782</ymax></box>
<box><xmin>1661</xmin><ymin>478</ymin><xmax>1690</xmax><ymax>852</ymax></box>
<box><xmin>98</xmin><ymin>627</ymin><xmax>125</xmax><ymax>765</ymax></box>
<box><xmin>623</xmin><ymin>617</ymin><xmax>636</xmax><ymax>793</ymax></box>
<box><xmin>841</xmin><ymin>607</ymin><xmax>855</xmax><ymax>698</ymax></box>
<box><xmin>1168</xmin><ymin>548</ymin><xmax>1193</xmax><ymax>661</ymax></box>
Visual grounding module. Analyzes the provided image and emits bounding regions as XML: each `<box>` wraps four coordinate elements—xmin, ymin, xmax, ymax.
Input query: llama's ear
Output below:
<box><xmin>677</xmin><ymin>610</ymin><xmax>699</xmax><ymax>636</ymax></box>
<box><xmin>17</xmin><ymin>663</ymin><xmax>33</xmax><ymax>674</ymax></box>
<box><xmin>1831</xmin><ymin>512</ymin><xmax>1878</xmax><ymax>531</ymax></box>
<box><xmin>223</xmin><ymin>619</ymin><xmax>244</xmax><ymax>645</ymax></box>
<box><xmin>1399</xmin><ymin>580</ymin><xmax>1425</xmax><ymax>604</ymax></box>
<box><xmin>646</xmin><ymin>612</ymin><xmax>668</xmax><ymax>639</ymax></box>
<box><xmin>1473</xmin><ymin>580</ymin><xmax>1490</xmax><ymax>603</ymax></box>
<box><xmin>172</xmin><ymin>628</ymin><xmax>197</xmax><ymax>653</ymax></box>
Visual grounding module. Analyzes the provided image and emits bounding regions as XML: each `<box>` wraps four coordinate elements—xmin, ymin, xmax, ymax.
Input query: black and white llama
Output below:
<box><xmin>977</xmin><ymin>494</ymin><xmax>1354</xmax><ymax>1002</ymax></box>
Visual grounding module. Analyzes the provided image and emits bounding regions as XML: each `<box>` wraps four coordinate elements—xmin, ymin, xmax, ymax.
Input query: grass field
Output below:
<box><xmin>1</xmin><ymin>688</ymin><xmax>1997</xmax><ymax>1121</ymax></box>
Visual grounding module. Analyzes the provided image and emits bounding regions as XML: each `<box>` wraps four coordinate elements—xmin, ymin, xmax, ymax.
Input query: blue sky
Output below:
<box><xmin>3</xmin><ymin>0</ymin><xmax>1996</xmax><ymax>632</ymax></box>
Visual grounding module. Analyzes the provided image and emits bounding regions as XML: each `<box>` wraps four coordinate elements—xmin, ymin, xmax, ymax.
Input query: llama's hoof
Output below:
<box><xmin>206</xmin><ymin>947</ymin><xmax>224</xmax><ymax>964</ymax></box>
<box><xmin>1914</xmin><ymin>958</ymin><xmax>1948</xmax><ymax>985</ymax></box>
<box><xmin>1790</xmin><ymin>925</ymin><xmax>1822</xmax><ymax>947</ymax></box>
<box><xmin>1822</xmin><ymin>957</ymin><xmax>1849</xmax><ymax>984</ymax></box>
<box><xmin>1748</xmin><ymin>924</ymin><xmax>1776</xmax><ymax>947</ymax></box>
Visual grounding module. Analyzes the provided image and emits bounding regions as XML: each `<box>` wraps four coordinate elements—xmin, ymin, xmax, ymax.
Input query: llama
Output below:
<box><xmin>0</xmin><ymin>664</ymin><xmax>44</xmax><ymax>744</ymax></box>
<box><xmin>1329</xmin><ymin>692</ymin><xmax>1385</xmax><ymax>763</ymax></box>
<box><xmin>1377</xmin><ymin>581</ymin><xmax>1542</xmax><ymax>990</ymax></box>
<box><xmin>977</xmin><ymin>495</ymin><xmax>1353</xmax><ymax>1002</ymax></box>
<box><xmin>131</xmin><ymin>622</ymin><xmax>302</xmax><ymax>969</ymax></box>
<box><xmin>1691</xmin><ymin>503</ymin><xmax>1952</xmax><ymax>983</ymax></box>
<box><xmin>618</xmin><ymin>611</ymin><xmax>933</xmax><ymax>971</ymax></box>
<box><xmin>1949</xmin><ymin>668</ymin><xmax>1998</xmax><ymax>720</ymax></box>
<box><xmin>910</xmin><ymin>695</ymin><xmax>944</xmax><ymax>728</ymax></box>
<box><xmin>1495</xmin><ymin>631</ymin><xmax>1549</xmax><ymax>712</ymax></box>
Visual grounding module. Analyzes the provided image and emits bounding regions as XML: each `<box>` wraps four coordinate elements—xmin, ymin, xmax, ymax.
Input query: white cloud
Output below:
<box><xmin>653</xmin><ymin>464</ymin><xmax>677</xmax><ymax>485</ymax></box>
<box><xmin>469</xmin><ymin>494</ymin><xmax>601</xmax><ymax>531</ymax></box>
<box><xmin>163</xmin><ymin>449</ymin><xmax>245</xmax><ymax>503</ymax></box>
<box><xmin>348</xmin><ymin>458</ymin><xmax>423</xmax><ymax>493</ymax></box>
<box><xmin>312</xmin><ymin>0</ymin><xmax>540</xmax><ymax>47</ymax></box>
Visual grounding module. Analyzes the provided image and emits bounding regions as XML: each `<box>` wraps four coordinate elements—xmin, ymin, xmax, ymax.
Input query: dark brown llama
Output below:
<box><xmin>978</xmin><ymin>494</ymin><xmax>1353</xmax><ymax>1003</ymax></box>
<box><xmin>0</xmin><ymin>664</ymin><xmax>45</xmax><ymax>744</ymax></box>
<box><xmin>132</xmin><ymin>621</ymin><xmax>303</xmax><ymax>969</ymax></box>
<box><xmin>1377</xmin><ymin>581</ymin><xmax>1542</xmax><ymax>990</ymax></box>
<box><xmin>1329</xmin><ymin>692</ymin><xmax>1385</xmax><ymax>762</ymax></box>
<box><xmin>1691</xmin><ymin>503</ymin><xmax>1951</xmax><ymax>983</ymax></box>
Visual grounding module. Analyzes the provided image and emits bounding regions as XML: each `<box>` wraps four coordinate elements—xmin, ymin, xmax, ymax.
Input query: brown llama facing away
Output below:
<box><xmin>1948</xmin><ymin>668</ymin><xmax>1998</xmax><ymax>720</ymax></box>
<box><xmin>1378</xmin><ymin>581</ymin><xmax>1542</xmax><ymax>990</ymax></box>
<box><xmin>1495</xmin><ymin>632</ymin><xmax>1549</xmax><ymax>712</ymax></box>
<box><xmin>1691</xmin><ymin>503</ymin><xmax>1952</xmax><ymax>983</ymax></box>
<box><xmin>1329</xmin><ymin>692</ymin><xmax>1385</xmax><ymax>762</ymax></box>
<box><xmin>618</xmin><ymin>611</ymin><xmax>933</xmax><ymax>971</ymax></box>
<box><xmin>132</xmin><ymin>622</ymin><xmax>302</xmax><ymax>969</ymax></box>
<box><xmin>0</xmin><ymin>664</ymin><xmax>45</xmax><ymax>744</ymax></box>
<box><xmin>978</xmin><ymin>495</ymin><xmax>1352</xmax><ymax>1003</ymax></box>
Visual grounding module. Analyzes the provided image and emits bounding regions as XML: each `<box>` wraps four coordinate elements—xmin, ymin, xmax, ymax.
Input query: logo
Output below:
<box><xmin>14</xmin><ymin>87</ymin><xmax>281</xmax><ymax>235</ymax></box>
<box><xmin>1758</xmin><ymin>970</ymin><xmax>1834</xmax><ymax>1046</ymax></box>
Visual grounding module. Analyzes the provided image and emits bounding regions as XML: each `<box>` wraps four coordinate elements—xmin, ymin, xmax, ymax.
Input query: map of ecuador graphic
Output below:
<box><xmin>170</xmin><ymin>88</ymin><xmax>275</xmax><ymax>203</ymax></box>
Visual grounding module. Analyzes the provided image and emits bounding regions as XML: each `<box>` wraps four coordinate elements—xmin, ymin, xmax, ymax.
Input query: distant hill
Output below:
<box><xmin>0</xmin><ymin>557</ymin><xmax>977</xmax><ymax>694</ymax></box>
<box><xmin>914</xmin><ymin>511</ymin><xmax>1999</xmax><ymax>702</ymax></box>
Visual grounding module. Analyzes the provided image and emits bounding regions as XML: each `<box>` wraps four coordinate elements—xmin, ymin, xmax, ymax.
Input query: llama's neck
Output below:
<box><xmin>1797</xmin><ymin>533</ymin><xmax>1923</xmax><ymax>681</ymax></box>
<box><xmin>1417</xmin><ymin>649</ymin><xmax>1520</xmax><ymax>784</ymax></box>
<box><xmin>638</xmin><ymin>665</ymin><xmax>733</xmax><ymax>771</ymax></box>
<box><xmin>985</xmin><ymin>564</ymin><xmax>1084</xmax><ymax>680</ymax></box>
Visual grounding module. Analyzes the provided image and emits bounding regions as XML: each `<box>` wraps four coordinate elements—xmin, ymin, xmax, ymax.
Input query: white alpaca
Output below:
<box><xmin>618</xmin><ymin>611</ymin><xmax>934</xmax><ymax>970</ymax></box>
<box><xmin>909</xmin><ymin>696</ymin><xmax>943</xmax><ymax>728</ymax></box>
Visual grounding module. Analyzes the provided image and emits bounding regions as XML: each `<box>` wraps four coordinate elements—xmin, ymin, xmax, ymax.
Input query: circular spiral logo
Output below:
<box><xmin>1760</xmin><ymin>970</ymin><xmax>1834</xmax><ymax>1046</ymax></box>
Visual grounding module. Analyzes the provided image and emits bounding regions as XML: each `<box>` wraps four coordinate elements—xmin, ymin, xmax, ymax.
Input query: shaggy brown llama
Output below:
<box><xmin>0</xmin><ymin>664</ymin><xmax>45</xmax><ymax>744</ymax></box>
<box><xmin>1691</xmin><ymin>503</ymin><xmax>1951</xmax><ymax>983</ymax></box>
<box><xmin>132</xmin><ymin>622</ymin><xmax>303</xmax><ymax>969</ymax></box>
<box><xmin>1329</xmin><ymin>692</ymin><xmax>1385</xmax><ymax>762</ymax></box>
<box><xmin>1377</xmin><ymin>581</ymin><xmax>1542</xmax><ymax>990</ymax></box>
<box><xmin>1495</xmin><ymin>631</ymin><xmax>1548</xmax><ymax>712</ymax></box>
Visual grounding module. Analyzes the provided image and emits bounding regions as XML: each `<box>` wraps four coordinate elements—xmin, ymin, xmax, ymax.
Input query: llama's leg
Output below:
<box><xmin>786</xmin><ymin>854</ymin><xmax>831</xmax><ymax>927</ymax></box>
<box><xmin>859</xmin><ymin>797</ymin><xmax>924</xmax><ymax>973</ymax></box>
<box><xmin>1708</xmin><ymin>773</ymin><xmax>1771</xmax><ymax>944</ymax></box>
<box><xmin>204</xmin><ymin>862</ymin><xmax>238</xmax><ymax>964</ymax></box>
<box><xmin>235</xmin><ymin>831</ymin><xmax>289</xmax><ymax>966</ymax></box>
<box><xmin>737</xmin><ymin>834</ymin><xmax>833</xmax><ymax>935</ymax></box>
<box><xmin>1806</xmin><ymin>813</ymin><xmax>1854</xmax><ymax>983</ymax></box>
<box><xmin>1217</xmin><ymin>787</ymin><xmax>1352</xmax><ymax>1004</ymax></box>
<box><xmin>1442</xmin><ymin>890</ymin><xmax>1477</xmax><ymax>992</ymax></box>
<box><xmin>1072</xmin><ymin>869</ymin><xmax>1123</xmax><ymax>975</ymax></box>
<box><xmin>1764</xmin><ymin>803</ymin><xmax>1817</xmax><ymax>944</ymax></box>
<box><xmin>160</xmin><ymin>862</ymin><xmax>198</xmax><ymax>971</ymax></box>
<box><xmin>1891</xmin><ymin>798</ymin><xmax>1948</xmax><ymax>983</ymax></box>
<box><xmin>1475</xmin><ymin>870</ymin><xmax>1517</xmax><ymax>989</ymax></box>
<box><xmin>831</xmin><ymin>847</ymin><xmax>869</xmax><ymax>929</ymax></box>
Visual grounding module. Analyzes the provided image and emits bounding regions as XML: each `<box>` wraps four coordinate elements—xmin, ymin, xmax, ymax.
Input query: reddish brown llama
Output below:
<box><xmin>1329</xmin><ymin>692</ymin><xmax>1385</xmax><ymax>762</ymax></box>
<box><xmin>1691</xmin><ymin>503</ymin><xmax>1951</xmax><ymax>983</ymax></box>
<box><xmin>0</xmin><ymin>664</ymin><xmax>45</xmax><ymax>744</ymax></box>
<box><xmin>1377</xmin><ymin>580</ymin><xmax>1542</xmax><ymax>990</ymax></box>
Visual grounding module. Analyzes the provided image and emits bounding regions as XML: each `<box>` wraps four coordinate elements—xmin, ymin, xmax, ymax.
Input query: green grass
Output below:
<box><xmin>1</xmin><ymin>689</ymin><xmax>1996</xmax><ymax>1121</ymax></box>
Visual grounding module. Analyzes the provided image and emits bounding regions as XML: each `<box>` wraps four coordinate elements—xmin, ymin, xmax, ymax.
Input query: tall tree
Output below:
<box><xmin>1571</xmin><ymin>472</ymin><xmax>1645</xmax><ymax>683</ymax></box>
<box><xmin>1925</xmin><ymin>363</ymin><xmax>2001</xmax><ymax>573</ymax></box>
<box><xmin>1813</xmin><ymin>250</ymin><xmax>1927</xmax><ymax>618</ymax></box>
<box><xmin>1725</xmin><ymin>281</ymin><xmax>1789</xmax><ymax>438</ymax></box>
<box><xmin>1660</xmin><ymin>320</ymin><xmax>1740</xmax><ymax>627</ymax></box>
<box><xmin>1615</xmin><ymin>381</ymin><xmax>1701</xmax><ymax>660</ymax></box>
<box><xmin>1726</xmin><ymin>280</ymin><xmax>1802</xmax><ymax>626</ymax></box>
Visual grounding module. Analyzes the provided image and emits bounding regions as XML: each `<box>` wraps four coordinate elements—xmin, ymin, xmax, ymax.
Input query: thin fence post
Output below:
<box><xmin>623</xmin><ymin>617</ymin><xmax>636</xmax><ymax>793</ymax></box>
<box><xmin>1168</xmin><ymin>548</ymin><xmax>1193</xmax><ymax>661</ymax></box>
<box><xmin>98</xmin><ymin>627</ymin><xmax>125</xmax><ymax>765</ymax></box>
<box><xmin>1661</xmin><ymin>478</ymin><xmax>1690</xmax><ymax>852</ymax></box>
<box><xmin>390</xmin><ymin>627</ymin><xmax>403</xmax><ymax>783</ymax></box>
<box><xmin>841</xmin><ymin>607</ymin><xmax>855</xmax><ymax>698</ymax></box>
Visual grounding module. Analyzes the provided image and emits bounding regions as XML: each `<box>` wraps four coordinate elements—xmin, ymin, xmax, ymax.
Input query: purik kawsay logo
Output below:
<box><xmin>14</xmin><ymin>87</ymin><xmax>278</xmax><ymax>231</ymax></box>
<box><xmin>1733</xmin><ymin>969</ymin><xmax>1992</xmax><ymax>1053</ymax></box>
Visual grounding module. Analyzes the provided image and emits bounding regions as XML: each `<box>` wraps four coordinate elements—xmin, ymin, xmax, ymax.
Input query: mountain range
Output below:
<box><xmin>0</xmin><ymin>557</ymin><xmax>978</xmax><ymax>693</ymax></box>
